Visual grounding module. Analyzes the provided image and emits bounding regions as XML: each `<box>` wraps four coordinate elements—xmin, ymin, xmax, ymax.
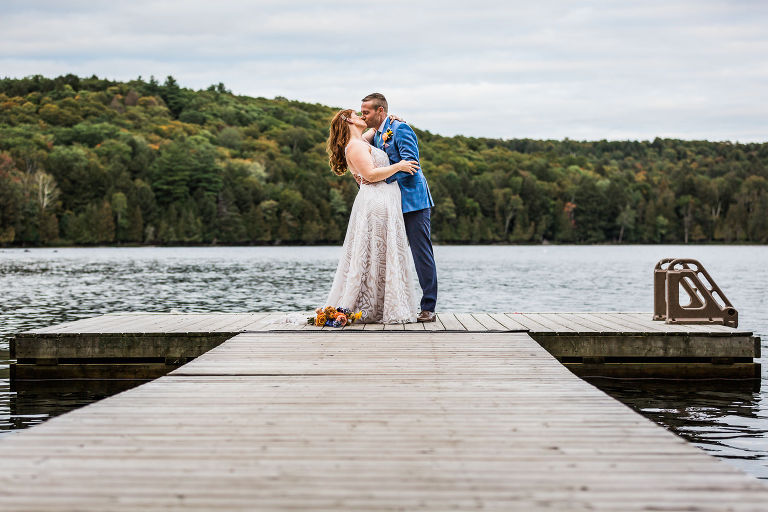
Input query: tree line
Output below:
<box><xmin>1</xmin><ymin>74</ymin><xmax>767</xmax><ymax>246</ymax></box>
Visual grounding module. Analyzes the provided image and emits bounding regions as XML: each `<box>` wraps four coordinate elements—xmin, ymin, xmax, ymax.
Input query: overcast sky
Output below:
<box><xmin>2</xmin><ymin>0</ymin><xmax>766</xmax><ymax>142</ymax></box>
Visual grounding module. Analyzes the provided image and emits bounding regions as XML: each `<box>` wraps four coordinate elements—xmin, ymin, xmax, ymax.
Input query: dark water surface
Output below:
<box><xmin>1</xmin><ymin>246</ymin><xmax>766</xmax><ymax>479</ymax></box>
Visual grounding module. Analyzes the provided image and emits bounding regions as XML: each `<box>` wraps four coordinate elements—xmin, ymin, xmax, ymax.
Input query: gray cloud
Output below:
<box><xmin>1</xmin><ymin>0</ymin><xmax>766</xmax><ymax>141</ymax></box>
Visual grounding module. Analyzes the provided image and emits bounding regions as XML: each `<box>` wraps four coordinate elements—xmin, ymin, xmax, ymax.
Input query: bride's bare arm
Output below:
<box><xmin>346</xmin><ymin>141</ymin><xmax>419</xmax><ymax>182</ymax></box>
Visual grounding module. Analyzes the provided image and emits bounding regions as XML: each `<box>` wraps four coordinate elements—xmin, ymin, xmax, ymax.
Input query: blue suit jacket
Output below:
<box><xmin>376</xmin><ymin>118</ymin><xmax>434</xmax><ymax>214</ymax></box>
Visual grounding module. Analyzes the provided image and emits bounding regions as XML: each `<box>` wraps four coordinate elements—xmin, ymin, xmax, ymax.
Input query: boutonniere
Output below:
<box><xmin>381</xmin><ymin>129</ymin><xmax>394</xmax><ymax>143</ymax></box>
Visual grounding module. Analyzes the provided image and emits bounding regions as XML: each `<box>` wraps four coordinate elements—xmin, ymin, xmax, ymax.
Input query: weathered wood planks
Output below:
<box><xmin>12</xmin><ymin>312</ymin><xmax>760</xmax><ymax>380</ymax></box>
<box><xmin>1</xmin><ymin>331</ymin><xmax>767</xmax><ymax>511</ymax></box>
<box><xmin>18</xmin><ymin>311</ymin><xmax>756</xmax><ymax>336</ymax></box>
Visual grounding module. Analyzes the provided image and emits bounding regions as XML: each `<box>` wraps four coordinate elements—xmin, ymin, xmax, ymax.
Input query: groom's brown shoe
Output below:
<box><xmin>417</xmin><ymin>310</ymin><xmax>436</xmax><ymax>322</ymax></box>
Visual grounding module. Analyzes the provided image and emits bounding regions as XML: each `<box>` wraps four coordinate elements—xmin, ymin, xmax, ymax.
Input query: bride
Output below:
<box><xmin>324</xmin><ymin>109</ymin><xmax>421</xmax><ymax>324</ymax></box>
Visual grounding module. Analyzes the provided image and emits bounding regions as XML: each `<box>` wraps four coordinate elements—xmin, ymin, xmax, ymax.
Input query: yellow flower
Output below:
<box><xmin>315</xmin><ymin>313</ymin><xmax>326</xmax><ymax>327</ymax></box>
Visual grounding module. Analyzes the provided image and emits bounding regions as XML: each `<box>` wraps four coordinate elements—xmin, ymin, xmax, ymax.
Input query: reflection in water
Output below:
<box><xmin>1</xmin><ymin>246</ymin><xmax>766</xmax><ymax>480</ymax></box>
<box><xmin>2</xmin><ymin>372</ymin><xmax>147</xmax><ymax>436</ymax></box>
<box><xmin>592</xmin><ymin>379</ymin><xmax>767</xmax><ymax>480</ymax></box>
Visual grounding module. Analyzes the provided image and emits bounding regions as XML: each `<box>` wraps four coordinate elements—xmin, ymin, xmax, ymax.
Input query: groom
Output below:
<box><xmin>360</xmin><ymin>93</ymin><xmax>437</xmax><ymax>322</ymax></box>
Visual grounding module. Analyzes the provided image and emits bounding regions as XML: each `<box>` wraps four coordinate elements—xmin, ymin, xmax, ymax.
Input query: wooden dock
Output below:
<box><xmin>2</xmin><ymin>327</ymin><xmax>768</xmax><ymax>510</ymax></box>
<box><xmin>12</xmin><ymin>312</ymin><xmax>761</xmax><ymax>380</ymax></box>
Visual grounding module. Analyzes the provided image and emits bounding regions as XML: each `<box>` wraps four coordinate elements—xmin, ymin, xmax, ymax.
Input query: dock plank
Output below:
<box><xmin>454</xmin><ymin>313</ymin><xmax>487</xmax><ymax>331</ymax></box>
<box><xmin>342</xmin><ymin>320</ymin><xmax>365</xmax><ymax>331</ymax></box>
<box><xmin>421</xmin><ymin>314</ymin><xmax>445</xmax><ymax>331</ymax></box>
<box><xmin>130</xmin><ymin>313</ymin><xmax>230</xmax><ymax>333</ymax></box>
<box><xmin>617</xmin><ymin>312</ymin><xmax>706</xmax><ymax>333</ymax></box>
<box><xmin>26</xmin><ymin>316</ymin><xmax>104</xmax><ymax>334</ymax></box>
<box><xmin>547</xmin><ymin>313</ymin><xmax>603</xmax><ymax>333</ymax></box>
<box><xmin>14</xmin><ymin>312</ymin><xmax>758</xmax><ymax>381</ymax></box>
<box><xmin>510</xmin><ymin>313</ymin><xmax>557</xmax><ymax>332</ymax></box>
<box><xmin>622</xmin><ymin>312</ymin><xmax>748</xmax><ymax>334</ymax></box>
<box><xmin>621</xmin><ymin>312</ymin><xmax>739</xmax><ymax>335</ymax></box>
<box><xmin>2</xmin><ymin>331</ymin><xmax>767</xmax><ymax>510</ymax></box>
<box><xmin>574</xmin><ymin>312</ymin><xmax>636</xmax><ymax>334</ymax></box>
<box><xmin>601</xmin><ymin>312</ymin><xmax>694</xmax><ymax>334</ymax></box>
<box><xmin>23</xmin><ymin>312</ymin><xmax>751</xmax><ymax>337</ymax></box>
<box><xmin>38</xmin><ymin>314</ymin><xmax>143</xmax><ymax>334</ymax></box>
<box><xmin>437</xmin><ymin>313</ymin><xmax>466</xmax><ymax>331</ymax></box>
<box><xmin>529</xmin><ymin>313</ymin><xmax>584</xmax><ymax>332</ymax></box>
<box><xmin>241</xmin><ymin>313</ymin><xmax>285</xmax><ymax>332</ymax></box>
<box><xmin>120</xmin><ymin>313</ymin><xmax>209</xmax><ymax>333</ymax></box>
<box><xmin>471</xmin><ymin>313</ymin><xmax>508</xmax><ymax>331</ymax></box>
<box><xmin>120</xmin><ymin>313</ymin><xmax>204</xmax><ymax>333</ymax></box>
<box><xmin>160</xmin><ymin>313</ymin><xmax>238</xmax><ymax>333</ymax></box>
<box><xmin>403</xmin><ymin>320</ymin><xmax>425</xmax><ymax>331</ymax></box>
<box><xmin>487</xmin><ymin>313</ymin><xmax>529</xmax><ymax>331</ymax></box>
<box><xmin>206</xmin><ymin>313</ymin><xmax>270</xmax><ymax>332</ymax></box>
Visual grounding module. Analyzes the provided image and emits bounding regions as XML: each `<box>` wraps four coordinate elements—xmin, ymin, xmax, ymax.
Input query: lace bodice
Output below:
<box><xmin>370</xmin><ymin>146</ymin><xmax>390</xmax><ymax>167</ymax></box>
<box><xmin>347</xmin><ymin>144</ymin><xmax>390</xmax><ymax>186</ymax></box>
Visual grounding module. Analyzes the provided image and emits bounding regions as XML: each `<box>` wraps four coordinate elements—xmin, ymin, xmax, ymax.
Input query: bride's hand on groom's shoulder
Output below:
<box><xmin>388</xmin><ymin>114</ymin><xmax>405</xmax><ymax>123</ymax></box>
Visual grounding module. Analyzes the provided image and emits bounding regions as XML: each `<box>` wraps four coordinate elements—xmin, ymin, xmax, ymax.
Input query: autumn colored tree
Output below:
<box><xmin>1</xmin><ymin>75</ymin><xmax>767</xmax><ymax>247</ymax></box>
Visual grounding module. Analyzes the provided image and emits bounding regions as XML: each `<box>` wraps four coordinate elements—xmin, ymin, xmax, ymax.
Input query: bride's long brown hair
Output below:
<box><xmin>327</xmin><ymin>109</ymin><xmax>354</xmax><ymax>176</ymax></box>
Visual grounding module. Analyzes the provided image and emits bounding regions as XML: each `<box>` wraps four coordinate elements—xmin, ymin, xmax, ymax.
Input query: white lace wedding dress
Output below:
<box><xmin>325</xmin><ymin>145</ymin><xmax>420</xmax><ymax>323</ymax></box>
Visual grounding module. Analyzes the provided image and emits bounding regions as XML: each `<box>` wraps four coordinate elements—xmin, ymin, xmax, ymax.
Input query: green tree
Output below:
<box><xmin>616</xmin><ymin>204</ymin><xmax>636</xmax><ymax>243</ymax></box>
<box><xmin>150</xmin><ymin>137</ymin><xmax>222</xmax><ymax>204</ymax></box>
<box><xmin>160</xmin><ymin>76</ymin><xmax>188</xmax><ymax>117</ymax></box>
<box><xmin>3</xmin><ymin>74</ymin><xmax>768</xmax><ymax>247</ymax></box>
<box><xmin>111</xmin><ymin>192</ymin><xmax>129</xmax><ymax>241</ymax></box>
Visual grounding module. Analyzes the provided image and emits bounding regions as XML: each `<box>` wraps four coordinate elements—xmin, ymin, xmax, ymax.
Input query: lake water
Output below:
<box><xmin>1</xmin><ymin>245</ymin><xmax>766</xmax><ymax>480</ymax></box>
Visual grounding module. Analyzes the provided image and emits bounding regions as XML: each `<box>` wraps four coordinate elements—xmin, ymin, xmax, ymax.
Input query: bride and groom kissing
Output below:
<box><xmin>324</xmin><ymin>93</ymin><xmax>437</xmax><ymax>324</ymax></box>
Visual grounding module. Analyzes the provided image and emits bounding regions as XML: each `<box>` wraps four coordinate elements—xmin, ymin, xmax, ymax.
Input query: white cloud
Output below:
<box><xmin>1</xmin><ymin>0</ymin><xmax>766</xmax><ymax>142</ymax></box>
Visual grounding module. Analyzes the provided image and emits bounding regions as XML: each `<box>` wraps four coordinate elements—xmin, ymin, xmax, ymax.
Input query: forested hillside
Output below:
<box><xmin>1</xmin><ymin>74</ymin><xmax>767</xmax><ymax>246</ymax></box>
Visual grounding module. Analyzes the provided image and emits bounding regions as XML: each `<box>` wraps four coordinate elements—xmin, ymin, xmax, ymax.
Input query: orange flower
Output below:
<box><xmin>323</xmin><ymin>306</ymin><xmax>337</xmax><ymax>318</ymax></box>
<box><xmin>337</xmin><ymin>314</ymin><xmax>347</xmax><ymax>326</ymax></box>
<box><xmin>315</xmin><ymin>313</ymin><xmax>326</xmax><ymax>327</ymax></box>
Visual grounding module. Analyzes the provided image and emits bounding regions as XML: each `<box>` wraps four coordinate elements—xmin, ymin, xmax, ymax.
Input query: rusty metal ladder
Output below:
<box><xmin>653</xmin><ymin>258</ymin><xmax>738</xmax><ymax>328</ymax></box>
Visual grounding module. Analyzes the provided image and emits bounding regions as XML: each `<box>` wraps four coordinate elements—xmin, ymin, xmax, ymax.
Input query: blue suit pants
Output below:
<box><xmin>403</xmin><ymin>208</ymin><xmax>437</xmax><ymax>312</ymax></box>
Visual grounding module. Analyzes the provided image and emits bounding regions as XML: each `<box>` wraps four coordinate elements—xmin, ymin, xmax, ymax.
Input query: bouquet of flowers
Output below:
<box><xmin>308</xmin><ymin>306</ymin><xmax>363</xmax><ymax>327</ymax></box>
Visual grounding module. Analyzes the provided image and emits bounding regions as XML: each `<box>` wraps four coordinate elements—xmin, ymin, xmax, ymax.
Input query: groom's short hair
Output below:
<box><xmin>361</xmin><ymin>93</ymin><xmax>388</xmax><ymax>113</ymax></box>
